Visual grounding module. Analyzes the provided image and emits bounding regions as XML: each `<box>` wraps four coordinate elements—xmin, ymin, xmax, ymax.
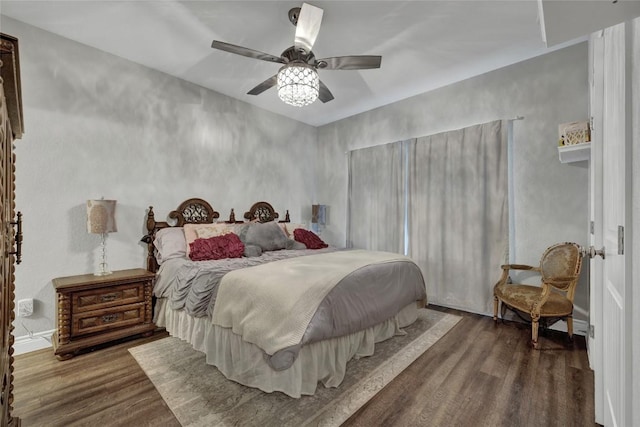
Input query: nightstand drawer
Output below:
<box><xmin>72</xmin><ymin>303</ymin><xmax>145</xmax><ymax>337</ymax></box>
<box><xmin>72</xmin><ymin>282</ymin><xmax>146</xmax><ymax>313</ymax></box>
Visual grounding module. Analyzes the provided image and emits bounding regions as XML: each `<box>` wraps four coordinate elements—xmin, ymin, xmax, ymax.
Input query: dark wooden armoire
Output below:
<box><xmin>0</xmin><ymin>32</ymin><xmax>24</xmax><ymax>427</ymax></box>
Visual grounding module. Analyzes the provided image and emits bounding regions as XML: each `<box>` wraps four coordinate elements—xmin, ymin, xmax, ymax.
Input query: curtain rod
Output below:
<box><xmin>344</xmin><ymin>117</ymin><xmax>524</xmax><ymax>155</ymax></box>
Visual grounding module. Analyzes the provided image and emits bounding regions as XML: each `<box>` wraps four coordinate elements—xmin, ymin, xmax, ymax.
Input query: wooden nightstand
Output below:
<box><xmin>52</xmin><ymin>268</ymin><xmax>156</xmax><ymax>360</ymax></box>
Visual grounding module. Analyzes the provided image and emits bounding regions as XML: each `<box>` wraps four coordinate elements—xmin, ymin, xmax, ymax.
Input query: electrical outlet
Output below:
<box><xmin>17</xmin><ymin>298</ymin><xmax>33</xmax><ymax>317</ymax></box>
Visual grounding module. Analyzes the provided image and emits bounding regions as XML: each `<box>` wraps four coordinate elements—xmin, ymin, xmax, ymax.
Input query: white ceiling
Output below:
<box><xmin>0</xmin><ymin>1</ymin><xmax>621</xmax><ymax>127</ymax></box>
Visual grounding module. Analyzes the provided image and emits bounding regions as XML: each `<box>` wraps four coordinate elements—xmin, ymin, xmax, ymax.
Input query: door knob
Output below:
<box><xmin>588</xmin><ymin>245</ymin><xmax>605</xmax><ymax>259</ymax></box>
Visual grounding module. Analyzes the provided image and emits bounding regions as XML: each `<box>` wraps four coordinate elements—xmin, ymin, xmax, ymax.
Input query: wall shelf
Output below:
<box><xmin>558</xmin><ymin>142</ymin><xmax>590</xmax><ymax>163</ymax></box>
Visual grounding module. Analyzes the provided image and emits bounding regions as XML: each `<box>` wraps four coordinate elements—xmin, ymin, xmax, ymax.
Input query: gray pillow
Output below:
<box><xmin>235</xmin><ymin>223</ymin><xmax>251</xmax><ymax>243</ymax></box>
<box><xmin>285</xmin><ymin>239</ymin><xmax>307</xmax><ymax>250</ymax></box>
<box><xmin>244</xmin><ymin>221</ymin><xmax>289</xmax><ymax>251</ymax></box>
<box><xmin>243</xmin><ymin>244</ymin><xmax>263</xmax><ymax>258</ymax></box>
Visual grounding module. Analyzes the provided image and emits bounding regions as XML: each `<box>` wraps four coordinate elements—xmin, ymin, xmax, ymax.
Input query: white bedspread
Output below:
<box><xmin>211</xmin><ymin>249</ymin><xmax>410</xmax><ymax>355</ymax></box>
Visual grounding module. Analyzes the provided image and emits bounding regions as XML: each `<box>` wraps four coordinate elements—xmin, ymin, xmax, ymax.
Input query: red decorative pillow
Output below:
<box><xmin>189</xmin><ymin>233</ymin><xmax>245</xmax><ymax>261</ymax></box>
<box><xmin>293</xmin><ymin>229</ymin><xmax>328</xmax><ymax>249</ymax></box>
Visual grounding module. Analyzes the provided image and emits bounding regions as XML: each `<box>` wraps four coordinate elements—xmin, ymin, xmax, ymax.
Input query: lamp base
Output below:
<box><xmin>94</xmin><ymin>262</ymin><xmax>112</xmax><ymax>276</ymax></box>
<box><xmin>94</xmin><ymin>270</ymin><xmax>113</xmax><ymax>276</ymax></box>
<box><xmin>94</xmin><ymin>234</ymin><xmax>112</xmax><ymax>276</ymax></box>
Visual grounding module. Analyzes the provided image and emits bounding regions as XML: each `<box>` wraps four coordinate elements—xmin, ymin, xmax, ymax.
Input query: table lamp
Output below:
<box><xmin>87</xmin><ymin>199</ymin><xmax>117</xmax><ymax>276</ymax></box>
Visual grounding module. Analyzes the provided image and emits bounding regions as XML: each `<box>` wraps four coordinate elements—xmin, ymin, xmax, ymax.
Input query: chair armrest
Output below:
<box><xmin>500</xmin><ymin>264</ymin><xmax>540</xmax><ymax>272</ymax></box>
<box><xmin>495</xmin><ymin>264</ymin><xmax>541</xmax><ymax>293</ymax></box>
<box><xmin>494</xmin><ymin>264</ymin><xmax>541</xmax><ymax>293</ymax></box>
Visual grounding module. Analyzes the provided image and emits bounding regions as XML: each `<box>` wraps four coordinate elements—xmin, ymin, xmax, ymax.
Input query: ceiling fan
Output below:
<box><xmin>210</xmin><ymin>3</ymin><xmax>382</xmax><ymax>107</ymax></box>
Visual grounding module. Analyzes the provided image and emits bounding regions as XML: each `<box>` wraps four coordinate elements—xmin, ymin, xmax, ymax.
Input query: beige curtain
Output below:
<box><xmin>347</xmin><ymin>141</ymin><xmax>405</xmax><ymax>253</ymax></box>
<box><xmin>407</xmin><ymin>120</ymin><xmax>508</xmax><ymax>314</ymax></box>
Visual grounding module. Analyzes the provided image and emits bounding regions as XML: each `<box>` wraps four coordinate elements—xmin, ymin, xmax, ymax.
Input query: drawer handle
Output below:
<box><xmin>7</xmin><ymin>211</ymin><xmax>23</xmax><ymax>264</ymax></box>
<box><xmin>102</xmin><ymin>314</ymin><xmax>118</xmax><ymax>323</ymax></box>
<box><xmin>100</xmin><ymin>293</ymin><xmax>118</xmax><ymax>303</ymax></box>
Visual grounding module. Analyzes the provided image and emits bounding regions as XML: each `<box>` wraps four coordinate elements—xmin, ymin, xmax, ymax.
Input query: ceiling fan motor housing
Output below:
<box><xmin>281</xmin><ymin>46</ymin><xmax>315</xmax><ymax>65</ymax></box>
<box><xmin>288</xmin><ymin>7</ymin><xmax>301</xmax><ymax>26</ymax></box>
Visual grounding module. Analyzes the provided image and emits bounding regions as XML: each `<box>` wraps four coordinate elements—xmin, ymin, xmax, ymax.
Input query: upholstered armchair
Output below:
<box><xmin>493</xmin><ymin>242</ymin><xmax>583</xmax><ymax>349</ymax></box>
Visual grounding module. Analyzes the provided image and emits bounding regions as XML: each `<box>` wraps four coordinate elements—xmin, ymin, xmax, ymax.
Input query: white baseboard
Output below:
<box><xmin>549</xmin><ymin>318</ymin><xmax>589</xmax><ymax>336</ymax></box>
<box><xmin>14</xmin><ymin>329</ymin><xmax>54</xmax><ymax>355</ymax></box>
<box><xmin>11</xmin><ymin>319</ymin><xmax>587</xmax><ymax>355</ymax></box>
<box><xmin>438</xmin><ymin>303</ymin><xmax>590</xmax><ymax>337</ymax></box>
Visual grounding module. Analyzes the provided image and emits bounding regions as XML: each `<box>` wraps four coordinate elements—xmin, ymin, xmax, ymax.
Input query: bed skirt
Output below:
<box><xmin>153</xmin><ymin>298</ymin><xmax>419</xmax><ymax>397</ymax></box>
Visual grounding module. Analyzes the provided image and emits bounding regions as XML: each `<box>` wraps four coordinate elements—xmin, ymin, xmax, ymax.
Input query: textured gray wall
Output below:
<box><xmin>3</xmin><ymin>15</ymin><xmax>591</xmax><ymax>336</ymax></box>
<box><xmin>316</xmin><ymin>43</ymin><xmax>590</xmax><ymax>320</ymax></box>
<box><xmin>3</xmin><ymin>17</ymin><xmax>317</xmax><ymax>336</ymax></box>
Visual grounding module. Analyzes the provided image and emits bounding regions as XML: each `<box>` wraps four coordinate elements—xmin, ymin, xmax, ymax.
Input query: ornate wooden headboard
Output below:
<box><xmin>143</xmin><ymin>198</ymin><xmax>220</xmax><ymax>272</ymax></box>
<box><xmin>244</xmin><ymin>201</ymin><xmax>289</xmax><ymax>223</ymax></box>
<box><xmin>143</xmin><ymin>199</ymin><xmax>291</xmax><ymax>272</ymax></box>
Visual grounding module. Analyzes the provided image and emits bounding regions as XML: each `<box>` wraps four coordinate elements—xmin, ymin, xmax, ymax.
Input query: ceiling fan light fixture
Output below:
<box><xmin>277</xmin><ymin>63</ymin><xmax>319</xmax><ymax>107</ymax></box>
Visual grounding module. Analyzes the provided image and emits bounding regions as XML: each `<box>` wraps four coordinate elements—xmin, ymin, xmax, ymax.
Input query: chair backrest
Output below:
<box><xmin>539</xmin><ymin>242</ymin><xmax>583</xmax><ymax>297</ymax></box>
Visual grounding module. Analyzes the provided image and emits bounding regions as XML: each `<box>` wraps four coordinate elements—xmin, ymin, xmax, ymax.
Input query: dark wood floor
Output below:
<box><xmin>12</xmin><ymin>307</ymin><xmax>595</xmax><ymax>426</ymax></box>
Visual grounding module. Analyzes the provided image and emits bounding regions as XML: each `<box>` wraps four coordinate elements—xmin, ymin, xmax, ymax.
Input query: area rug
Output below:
<box><xmin>129</xmin><ymin>309</ymin><xmax>460</xmax><ymax>427</ymax></box>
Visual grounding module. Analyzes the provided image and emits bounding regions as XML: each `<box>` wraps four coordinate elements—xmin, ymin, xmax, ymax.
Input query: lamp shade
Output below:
<box><xmin>277</xmin><ymin>63</ymin><xmax>319</xmax><ymax>107</ymax></box>
<box><xmin>311</xmin><ymin>204</ymin><xmax>326</xmax><ymax>225</ymax></box>
<box><xmin>87</xmin><ymin>199</ymin><xmax>117</xmax><ymax>234</ymax></box>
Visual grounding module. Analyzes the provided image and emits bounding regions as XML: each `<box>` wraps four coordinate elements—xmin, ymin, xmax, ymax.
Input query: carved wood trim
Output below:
<box><xmin>0</xmin><ymin>33</ymin><xmax>23</xmax><ymax>139</ymax></box>
<box><xmin>224</xmin><ymin>208</ymin><xmax>244</xmax><ymax>224</ymax></box>
<box><xmin>243</xmin><ymin>201</ymin><xmax>280</xmax><ymax>223</ymax></box>
<box><xmin>56</xmin><ymin>292</ymin><xmax>71</xmax><ymax>346</ymax></box>
<box><xmin>0</xmin><ymin>31</ymin><xmax>21</xmax><ymax>426</ymax></box>
<box><xmin>168</xmin><ymin>198</ymin><xmax>219</xmax><ymax>226</ymax></box>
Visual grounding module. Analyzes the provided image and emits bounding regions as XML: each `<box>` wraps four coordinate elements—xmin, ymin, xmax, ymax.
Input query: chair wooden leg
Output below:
<box><xmin>567</xmin><ymin>316</ymin><xmax>574</xmax><ymax>341</ymax></box>
<box><xmin>493</xmin><ymin>296</ymin><xmax>498</xmax><ymax>321</ymax></box>
<box><xmin>531</xmin><ymin>319</ymin><xmax>539</xmax><ymax>349</ymax></box>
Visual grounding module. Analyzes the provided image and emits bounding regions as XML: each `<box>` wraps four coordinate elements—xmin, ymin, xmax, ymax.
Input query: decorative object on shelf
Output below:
<box><xmin>558</xmin><ymin>121</ymin><xmax>590</xmax><ymax>146</ymax></box>
<box><xmin>311</xmin><ymin>204</ymin><xmax>327</xmax><ymax>233</ymax></box>
<box><xmin>87</xmin><ymin>198</ymin><xmax>117</xmax><ymax>276</ymax></box>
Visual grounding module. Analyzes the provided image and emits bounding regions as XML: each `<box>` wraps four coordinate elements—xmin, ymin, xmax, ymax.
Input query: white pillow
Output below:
<box><xmin>153</xmin><ymin>227</ymin><xmax>187</xmax><ymax>264</ymax></box>
<box><xmin>195</xmin><ymin>223</ymin><xmax>236</xmax><ymax>239</ymax></box>
<box><xmin>284</xmin><ymin>223</ymin><xmax>306</xmax><ymax>238</ymax></box>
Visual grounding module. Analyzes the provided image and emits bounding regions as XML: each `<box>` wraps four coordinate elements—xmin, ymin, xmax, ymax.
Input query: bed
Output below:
<box><xmin>143</xmin><ymin>198</ymin><xmax>427</xmax><ymax>397</ymax></box>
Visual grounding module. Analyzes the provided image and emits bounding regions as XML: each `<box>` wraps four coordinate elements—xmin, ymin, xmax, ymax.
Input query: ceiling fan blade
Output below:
<box><xmin>318</xmin><ymin>80</ymin><xmax>334</xmax><ymax>103</ymax></box>
<box><xmin>247</xmin><ymin>75</ymin><xmax>278</xmax><ymax>96</ymax></box>
<box><xmin>211</xmin><ymin>40</ymin><xmax>285</xmax><ymax>64</ymax></box>
<box><xmin>294</xmin><ymin>3</ymin><xmax>323</xmax><ymax>54</ymax></box>
<box><xmin>317</xmin><ymin>56</ymin><xmax>382</xmax><ymax>70</ymax></box>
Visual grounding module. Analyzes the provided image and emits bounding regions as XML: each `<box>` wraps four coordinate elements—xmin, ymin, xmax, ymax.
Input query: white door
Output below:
<box><xmin>590</xmin><ymin>23</ymin><xmax>627</xmax><ymax>427</ymax></box>
<box><xmin>588</xmin><ymin>30</ymin><xmax>604</xmax><ymax>424</ymax></box>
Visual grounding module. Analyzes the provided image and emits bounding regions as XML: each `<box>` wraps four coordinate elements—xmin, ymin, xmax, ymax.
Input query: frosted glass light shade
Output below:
<box><xmin>277</xmin><ymin>64</ymin><xmax>319</xmax><ymax>107</ymax></box>
<box><xmin>87</xmin><ymin>199</ymin><xmax>117</xmax><ymax>234</ymax></box>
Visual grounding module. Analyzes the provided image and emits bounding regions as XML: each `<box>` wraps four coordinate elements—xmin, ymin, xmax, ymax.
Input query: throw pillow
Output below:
<box><xmin>189</xmin><ymin>233</ymin><xmax>245</xmax><ymax>261</ymax></box>
<box><xmin>293</xmin><ymin>229</ymin><xmax>328</xmax><ymax>249</ymax></box>
<box><xmin>243</xmin><ymin>244</ymin><xmax>263</xmax><ymax>258</ymax></box>
<box><xmin>244</xmin><ymin>221</ymin><xmax>289</xmax><ymax>251</ymax></box>
<box><xmin>153</xmin><ymin>227</ymin><xmax>186</xmax><ymax>264</ymax></box>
